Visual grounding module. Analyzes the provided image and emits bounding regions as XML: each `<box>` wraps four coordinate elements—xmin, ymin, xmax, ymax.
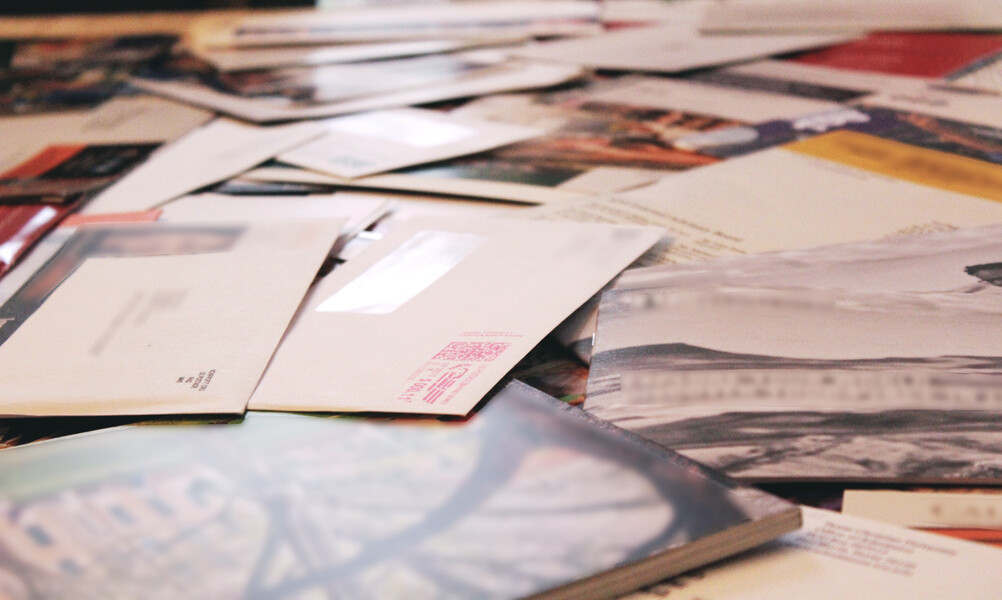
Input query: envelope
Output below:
<box><xmin>0</xmin><ymin>218</ymin><xmax>344</xmax><ymax>417</ymax></box>
<box><xmin>83</xmin><ymin>118</ymin><xmax>327</xmax><ymax>214</ymax></box>
<box><xmin>250</xmin><ymin>215</ymin><xmax>663</xmax><ymax>415</ymax></box>
<box><xmin>278</xmin><ymin>108</ymin><xmax>541</xmax><ymax>179</ymax></box>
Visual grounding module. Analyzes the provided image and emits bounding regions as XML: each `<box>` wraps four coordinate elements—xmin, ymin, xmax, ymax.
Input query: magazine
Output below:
<box><xmin>0</xmin><ymin>381</ymin><xmax>799</xmax><ymax>599</ymax></box>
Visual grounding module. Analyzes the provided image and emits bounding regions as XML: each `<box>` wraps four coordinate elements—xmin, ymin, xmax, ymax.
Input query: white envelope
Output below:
<box><xmin>159</xmin><ymin>192</ymin><xmax>392</xmax><ymax>237</ymax></box>
<box><xmin>510</xmin><ymin>25</ymin><xmax>856</xmax><ymax>73</ymax></box>
<box><xmin>83</xmin><ymin>118</ymin><xmax>327</xmax><ymax>215</ymax></box>
<box><xmin>0</xmin><ymin>218</ymin><xmax>344</xmax><ymax>417</ymax></box>
<box><xmin>240</xmin><ymin>164</ymin><xmax>595</xmax><ymax>205</ymax></box>
<box><xmin>279</xmin><ymin>108</ymin><xmax>541</xmax><ymax>179</ymax></box>
<box><xmin>0</xmin><ymin>95</ymin><xmax>212</xmax><ymax>175</ymax></box>
<box><xmin>191</xmin><ymin>1</ymin><xmax>600</xmax><ymax>48</ymax></box>
<box><xmin>250</xmin><ymin>216</ymin><xmax>662</xmax><ymax>415</ymax></box>
<box><xmin>191</xmin><ymin>37</ymin><xmax>528</xmax><ymax>72</ymax></box>
<box><xmin>132</xmin><ymin>56</ymin><xmax>583</xmax><ymax>123</ymax></box>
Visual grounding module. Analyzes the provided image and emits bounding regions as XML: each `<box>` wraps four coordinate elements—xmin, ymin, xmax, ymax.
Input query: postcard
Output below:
<box><xmin>0</xmin><ymin>218</ymin><xmax>344</xmax><ymax>417</ymax></box>
<box><xmin>627</xmin><ymin>507</ymin><xmax>1002</xmax><ymax>600</ymax></box>
<box><xmin>132</xmin><ymin>51</ymin><xmax>583</xmax><ymax>123</ymax></box>
<box><xmin>587</xmin><ymin>284</ymin><xmax>1002</xmax><ymax>483</ymax></box>
<box><xmin>191</xmin><ymin>1</ymin><xmax>601</xmax><ymax>48</ymax></box>
<box><xmin>510</xmin><ymin>24</ymin><xmax>855</xmax><ymax>73</ymax></box>
<box><xmin>250</xmin><ymin>216</ymin><xmax>662</xmax><ymax>415</ymax></box>
<box><xmin>0</xmin><ymin>380</ymin><xmax>798</xmax><ymax>598</ymax></box>
<box><xmin>278</xmin><ymin>107</ymin><xmax>541</xmax><ymax>179</ymax></box>
<box><xmin>82</xmin><ymin>117</ymin><xmax>326</xmax><ymax>214</ymax></box>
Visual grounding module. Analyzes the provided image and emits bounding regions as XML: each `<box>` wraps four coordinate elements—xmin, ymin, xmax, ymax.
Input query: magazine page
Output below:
<box><xmin>615</xmin><ymin>222</ymin><xmax>1002</xmax><ymax>294</ymax></box>
<box><xmin>627</xmin><ymin>506</ymin><xmax>1002</xmax><ymax>600</ymax></box>
<box><xmin>587</xmin><ymin>285</ymin><xmax>1002</xmax><ymax>482</ymax></box>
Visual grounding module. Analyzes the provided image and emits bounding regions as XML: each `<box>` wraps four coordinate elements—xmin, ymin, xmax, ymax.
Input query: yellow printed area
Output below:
<box><xmin>785</xmin><ymin>130</ymin><xmax>1002</xmax><ymax>202</ymax></box>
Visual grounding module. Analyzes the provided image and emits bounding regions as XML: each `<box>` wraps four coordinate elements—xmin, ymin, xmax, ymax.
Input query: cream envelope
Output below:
<box><xmin>250</xmin><ymin>216</ymin><xmax>663</xmax><ymax>415</ymax></box>
<box><xmin>278</xmin><ymin>108</ymin><xmax>541</xmax><ymax>179</ymax></box>
<box><xmin>83</xmin><ymin>118</ymin><xmax>327</xmax><ymax>215</ymax></box>
<box><xmin>0</xmin><ymin>218</ymin><xmax>344</xmax><ymax>417</ymax></box>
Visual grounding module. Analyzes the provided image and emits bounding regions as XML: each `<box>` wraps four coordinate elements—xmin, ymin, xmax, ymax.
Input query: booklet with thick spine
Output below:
<box><xmin>0</xmin><ymin>381</ymin><xmax>800</xmax><ymax>600</ymax></box>
<box><xmin>0</xmin><ymin>218</ymin><xmax>344</xmax><ymax>417</ymax></box>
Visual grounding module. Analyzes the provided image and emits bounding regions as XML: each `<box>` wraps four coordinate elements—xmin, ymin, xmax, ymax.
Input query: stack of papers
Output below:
<box><xmin>2</xmin><ymin>2</ymin><xmax>1002</xmax><ymax>597</ymax></box>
